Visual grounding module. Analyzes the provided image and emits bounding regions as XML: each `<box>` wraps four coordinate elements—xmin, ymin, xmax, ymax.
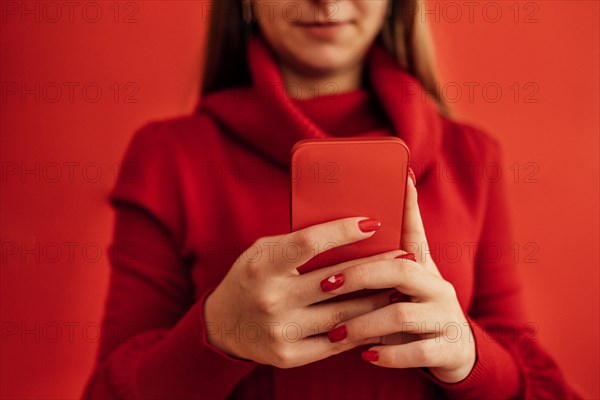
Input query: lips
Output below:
<box><xmin>296</xmin><ymin>21</ymin><xmax>346</xmax><ymax>27</ymax></box>
<box><xmin>295</xmin><ymin>21</ymin><xmax>349</xmax><ymax>28</ymax></box>
<box><xmin>294</xmin><ymin>20</ymin><xmax>351</xmax><ymax>39</ymax></box>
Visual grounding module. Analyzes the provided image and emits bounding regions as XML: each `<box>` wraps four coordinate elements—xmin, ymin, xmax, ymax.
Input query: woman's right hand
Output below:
<box><xmin>203</xmin><ymin>217</ymin><xmax>403</xmax><ymax>368</ymax></box>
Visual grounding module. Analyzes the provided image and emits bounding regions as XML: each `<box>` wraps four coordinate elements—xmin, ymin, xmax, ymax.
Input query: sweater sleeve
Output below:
<box><xmin>82</xmin><ymin>123</ymin><xmax>257</xmax><ymax>399</ymax></box>
<box><xmin>427</xmin><ymin>137</ymin><xmax>582</xmax><ymax>399</ymax></box>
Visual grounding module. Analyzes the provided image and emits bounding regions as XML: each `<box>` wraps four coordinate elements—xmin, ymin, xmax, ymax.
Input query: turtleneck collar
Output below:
<box><xmin>198</xmin><ymin>35</ymin><xmax>444</xmax><ymax>181</ymax></box>
<box><xmin>292</xmin><ymin>88</ymin><xmax>389</xmax><ymax>137</ymax></box>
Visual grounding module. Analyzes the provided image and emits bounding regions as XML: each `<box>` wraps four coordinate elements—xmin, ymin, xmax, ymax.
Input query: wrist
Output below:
<box><xmin>430</xmin><ymin>344</ymin><xmax>476</xmax><ymax>383</ymax></box>
<box><xmin>204</xmin><ymin>290</ymin><xmax>249</xmax><ymax>360</ymax></box>
<box><xmin>203</xmin><ymin>291</ymin><xmax>227</xmax><ymax>350</ymax></box>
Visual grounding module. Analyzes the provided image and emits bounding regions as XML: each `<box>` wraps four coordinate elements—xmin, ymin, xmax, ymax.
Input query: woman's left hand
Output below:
<box><xmin>323</xmin><ymin>170</ymin><xmax>476</xmax><ymax>383</ymax></box>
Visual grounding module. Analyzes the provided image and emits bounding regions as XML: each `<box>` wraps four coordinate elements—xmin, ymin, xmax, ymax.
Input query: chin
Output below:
<box><xmin>291</xmin><ymin>46</ymin><xmax>357</xmax><ymax>76</ymax></box>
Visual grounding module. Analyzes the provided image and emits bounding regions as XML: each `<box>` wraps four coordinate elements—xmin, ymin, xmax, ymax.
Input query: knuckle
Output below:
<box><xmin>292</xmin><ymin>231</ymin><xmax>314</xmax><ymax>252</ymax></box>
<box><xmin>415</xmin><ymin>342</ymin><xmax>433</xmax><ymax>365</ymax></box>
<box><xmin>393</xmin><ymin>303</ymin><xmax>415</xmax><ymax>325</ymax></box>
<box><xmin>271</xmin><ymin>344</ymin><xmax>296</xmax><ymax>369</ymax></box>
<box><xmin>331</xmin><ymin>307</ymin><xmax>350</xmax><ymax>325</ymax></box>
<box><xmin>352</xmin><ymin>319</ymin><xmax>370</xmax><ymax>338</ymax></box>
<box><xmin>399</xmin><ymin>263</ymin><xmax>417</xmax><ymax>283</ymax></box>
<box><xmin>244</xmin><ymin>259</ymin><xmax>263</xmax><ymax>279</ymax></box>
<box><xmin>349</xmin><ymin>264</ymin><xmax>369</xmax><ymax>288</ymax></box>
<box><xmin>254</xmin><ymin>292</ymin><xmax>279</xmax><ymax>314</ymax></box>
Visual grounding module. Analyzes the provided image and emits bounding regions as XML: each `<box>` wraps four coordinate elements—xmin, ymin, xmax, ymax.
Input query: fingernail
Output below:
<box><xmin>408</xmin><ymin>167</ymin><xmax>416</xmax><ymax>187</ymax></box>
<box><xmin>362</xmin><ymin>350</ymin><xmax>379</xmax><ymax>362</ymax></box>
<box><xmin>395</xmin><ymin>253</ymin><xmax>416</xmax><ymax>262</ymax></box>
<box><xmin>358</xmin><ymin>218</ymin><xmax>381</xmax><ymax>233</ymax></box>
<box><xmin>389</xmin><ymin>290</ymin><xmax>410</xmax><ymax>304</ymax></box>
<box><xmin>328</xmin><ymin>325</ymin><xmax>347</xmax><ymax>342</ymax></box>
<box><xmin>320</xmin><ymin>274</ymin><xmax>344</xmax><ymax>292</ymax></box>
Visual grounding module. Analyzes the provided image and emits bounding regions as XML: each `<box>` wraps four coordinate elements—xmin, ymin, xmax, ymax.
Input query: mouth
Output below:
<box><xmin>295</xmin><ymin>21</ymin><xmax>349</xmax><ymax>27</ymax></box>
<box><xmin>294</xmin><ymin>21</ymin><xmax>352</xmax><ymax>39</ymax></box>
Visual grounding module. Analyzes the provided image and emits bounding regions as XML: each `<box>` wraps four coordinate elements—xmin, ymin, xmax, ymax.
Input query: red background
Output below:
<box><xmin>1</xmin><ymin>1</ymin><xmax>598</xmax><ymax>398</ymax></box>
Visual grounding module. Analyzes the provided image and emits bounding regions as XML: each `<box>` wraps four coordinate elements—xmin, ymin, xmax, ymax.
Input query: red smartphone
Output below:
<box><xmin>291</xmin><ymin>137</ymin><xmax>410</xmax><ymax>275</ymax></box>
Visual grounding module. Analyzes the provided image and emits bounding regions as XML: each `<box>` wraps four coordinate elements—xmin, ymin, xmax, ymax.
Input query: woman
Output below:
<box><xmin>84</xmin><ymin>0</ymin><xmax>580</xmax><ymax>398</ymax></box>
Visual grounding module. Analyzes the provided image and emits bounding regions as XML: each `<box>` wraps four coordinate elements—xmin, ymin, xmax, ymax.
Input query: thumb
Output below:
<box><xmin>401</xmin><ymin>168</ymin><xmax>441</xmax><ymax>277</ymax></box>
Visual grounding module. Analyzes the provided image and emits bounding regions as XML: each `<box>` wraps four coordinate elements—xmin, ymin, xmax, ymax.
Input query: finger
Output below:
<box><xmin>401</xmin><ymin>170</ymin><xmax>440</xmax><ymax>277</ymax></box>
<box><xmin>327</xmin><ymin>302</ymin><xmax>448</xmax><ymax>344</ymax></box>
<box><xmin>272</xmin><ymin>217</ymin><xmax>382</xmax><ymax>275</ymax></box>
<box><xmin>273</xmin><ymin>335</ymin><xmax>380</xmax><ymax>369</ymax></box>
<box><xmin>291</xmin><ymin>249</ymin><xmax>406</xmax><ymax>306</ymax></box>
<box><xmin>303</xmin><ymin>290</ymin><xmax>394</xmax><ymax>336</ymax></box>
<box><xmin>362</xmin><ymin>339</ymin><xmax>449</xmax><ymax>369</ymax></box>
<box><xmin>380</xmin><ymin>331</ymin><xmax>437</xmax><ymax>346</ymax></box>
<box><xmin>317</xmin><ymin>257</ymin><xmax>446</xmax><ymax>300</ymax></box>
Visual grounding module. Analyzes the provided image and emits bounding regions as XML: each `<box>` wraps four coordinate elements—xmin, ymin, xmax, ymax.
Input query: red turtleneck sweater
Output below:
<box><xmin>83</xmin><ymin>37</ymin><xmax>579</xmax><ymax>399</ymax></box>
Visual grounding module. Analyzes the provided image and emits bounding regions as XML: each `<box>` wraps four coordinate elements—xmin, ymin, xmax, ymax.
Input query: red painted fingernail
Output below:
<box><xmin>358</xmin><ymin>218</ymin><xmax>381</xmax><ymax>233</ymax></box>
<box><xmin>408</xmin><ymin>167</ymin><xmax>416</xmax><ymax>187</ymax></box>
<box><xmin>395</xmin><ymin>253</ymin><xmax>416</xmax><ymax>262</ymax></box>
<box><xmin>389</xmin><ymin>290</ymin><xmax>410</xmax><ymax>304</ymax></box>
<box><xmin>320</xmin><ymin>274</ymin><xmax>344</xmax><ymax>292</ymax></box>
<box><xmin>328</xmin><ymin>325</ymin><xmax>347</xmax><ymax>342</ymax></box>
<box><xmin>362</xmin><ymin>350</ymin><xmax>379</xmax><ymax>362</ymax></box>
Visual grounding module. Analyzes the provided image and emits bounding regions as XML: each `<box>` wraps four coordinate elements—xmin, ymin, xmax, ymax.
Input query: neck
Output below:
<box><xmin>279</xmin><ymin>61</ymin><xmax>365</xmax><ymax>100</ymax></box>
